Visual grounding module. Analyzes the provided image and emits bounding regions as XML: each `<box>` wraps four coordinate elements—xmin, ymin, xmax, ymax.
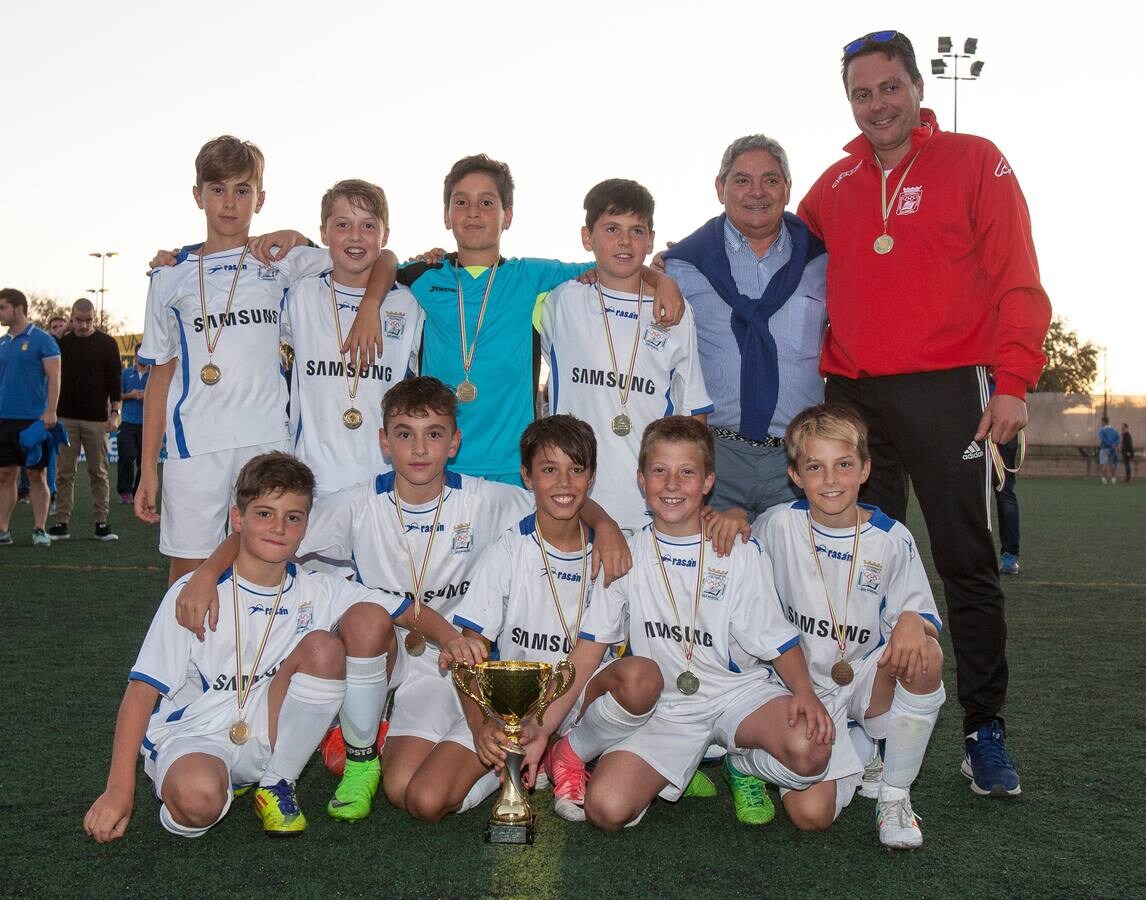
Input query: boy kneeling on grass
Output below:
<box><xmin>84</xmin><ymin>453</ymin><xmax>422</xmax><ymax>841</ymax></box>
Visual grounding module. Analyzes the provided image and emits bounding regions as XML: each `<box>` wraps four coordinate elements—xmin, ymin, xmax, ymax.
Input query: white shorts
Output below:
<box><xmin>606</xmin><ymin>676</ymin><xmax>790</xmax><ymax>801</ymax></box>
<box><xmin>817</xmin><ymin>652</ymin><xmax>888</xmax><ymax>785</ymax></box>
<box><xmin>1099</xmin><ymin>448</ymin><xmax>1117</xmax><ymax>466</ymax></box>
<box><xmin>388</xmin><ymin>649</ymin><xmax>473</xmax><ymax>750</ymax></box>
<box><xmin>142</xmin><ymin>688</ymin><xmax>274</xmax><ymax>835</ymax></box>
<box><xmin>159</xmin><ymin>440</ymin><xmax>290</xmax><ymax>558</ymax></box>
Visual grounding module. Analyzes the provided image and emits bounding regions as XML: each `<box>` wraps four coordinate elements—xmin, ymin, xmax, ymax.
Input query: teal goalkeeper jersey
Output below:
<box><xmin>400</xmin><ymin>255</ymin><xmax>589</xmax><ymax>479</ymax></box>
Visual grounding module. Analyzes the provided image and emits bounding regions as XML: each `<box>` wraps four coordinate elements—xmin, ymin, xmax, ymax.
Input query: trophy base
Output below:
<box><xmin>485</xmin><ymin>815</ymin><xmax>536</xmax><ymax>845</ymax></box>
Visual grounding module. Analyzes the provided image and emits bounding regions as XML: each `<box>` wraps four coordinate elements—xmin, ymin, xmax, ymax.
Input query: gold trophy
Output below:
<box><xmin>452</xmin><ymin>659</ymin><xmax>575</xmax><ymax>844</ymax></box>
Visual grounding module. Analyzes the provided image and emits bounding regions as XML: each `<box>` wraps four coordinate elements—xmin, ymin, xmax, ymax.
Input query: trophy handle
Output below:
<box><xmin>531</xmin><ymin>657</ymin><xmax>575</xmax><ymax>729</ymax></box>
<box><xmin>451</xmin><ymin>661</ymin><xmax>491</xmax><ymax>724</ymax></box>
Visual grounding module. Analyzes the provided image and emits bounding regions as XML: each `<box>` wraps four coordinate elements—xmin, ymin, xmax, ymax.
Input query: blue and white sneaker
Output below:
<box><xmin>962</xmin><ymin>720</ymin><xmax>1021</xmax><ymax>797</ymax></box>
<box><xmin>999</xmin><ymin>552</ymin><xmax>1020</xmax><ymax>575</ymax></box>
<box><xmin>0</xmin><ymin>530</ymin><xmax>12</xmax><ymax>546</ymax></box>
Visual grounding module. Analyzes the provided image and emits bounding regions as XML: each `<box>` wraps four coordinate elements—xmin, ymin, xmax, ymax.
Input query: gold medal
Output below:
<box><xmin>676</xmin><ymin>671</ymin><xmax>700</xmax><ymax>695</ymax></box>
<box><xmin>807</xmin><ymin>508</ymin><xmax>863</xmax><ymax>689</ymax></box>
<box><xmin>200</xmin><ymin>362</ymin><xmax>222</xmax><ymax>385</ymax></box>
<box><xmin>874</xmin><ymin>152</ymin><xmax>921</xmax><ymax>260</ymax></box>
<box><xmin>196</xmin><ymin>245</ymin><xmax>249</xmax><ymax>386</ymax></box>
<box><xmin>279</xmin><ymin>342</ymin><xmax>295</xmax><ymax>371</ymax></box>
<box><xmin>229</xmin><ymin>720</ymin><xmax>250</xmax><ymax>745</ymax></box>
<box><xmin>404</xmin><ymin>630</ymin><xmax>427</xmax><ymax>657</ymax></box>
<box><xmin>595</xmin><ymin>283</ymin><xmax>644</xmax><ymax>440</ymax></box>
<box><xmin>831</xmin><ymin>660</ymin><xmax>855</xmax><ymax>686</ymax></box>
<box><xmin>873</xmin><ymin>234</ymin><xmax>894</xmax><ymax>255</ymax></box>
<box><xmin>343</xmin><ymin>407</ymin><xmax>364</xmax><ymax>430</ymax></box>
<box><xmin>611</xmin><ymin>413</ymin><xmax>632</xmax><ymax>437</ymax></box>
<box><xmin>456</xmin><ymin>379</ymin><xmax>477</xmax><ymax>403</ymax></box>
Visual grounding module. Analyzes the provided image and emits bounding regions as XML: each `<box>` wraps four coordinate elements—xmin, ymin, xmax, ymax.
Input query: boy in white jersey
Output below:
<box><xmin>537</xmin><ymin>179</ymin><xmax>713</xmax><ymax>533</ymax></box>
<box><xmin>752</xmin><ymin>404</ymin><xmax>945</xmax><ymax>849</ymax></box>
<box><xmin>447</xmin><ymin>415</ymin><xmax>660</xmax><ymax>822</ymax></box>
<box><xmin>519</xmin><ymin>417</ymin><xmax>833</xmax><ymax>831</ymax></box>
<box><xmin>84</xmin><ymin>453</ymin><xmax>409</xmax><ymax>841</ymax></box>
<box><xmin>176</xmin><ymin>378</ymin><xmax>627</xmax><ymax>823</ymax></box>
<box><xmin>280</xmin><ymin>179</ymin><xmax>423</xmax><ymax>494</ymax></box>
<box><xmin>136</xmin><ymin>136</ymin><xmax>332</xmax><ymax>585</ymax></box>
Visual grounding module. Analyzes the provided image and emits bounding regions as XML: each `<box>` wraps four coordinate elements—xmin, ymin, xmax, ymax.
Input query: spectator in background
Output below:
<box><xmin>1098</xmin><ymin>416</ymin><xmax>1120</xmax><ymax>485</ymax></box>
<box><xmin>0</xmin><ymin>288</ymin><xmax>60</xmax><ymax>547</ymax></box>
<box><xmin>1121</xmin><ymin>423</ymin><xmax>1134</xmax><ymax>483</ymax></box>
<box><xmin>48</xmin><ymin>298</ymin><xmax>121</xmax><ymax>542</ymax></box>
<box><xmin>48</xmin><ymin>316</ymin><xmax>68</xmax><ymax>340</ymax></box>
<box><xmin>995</xmin><ymin>436</ymin><xmax>1021</xmax><ymax>575</ymax></box>
<box><xmin>117</xmin><ymin>356</ymin><xmax>149</xmax><ymax>504</ymax></box>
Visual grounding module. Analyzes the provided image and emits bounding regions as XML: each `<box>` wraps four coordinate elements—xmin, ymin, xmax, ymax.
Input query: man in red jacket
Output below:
<box><xmin>798</xmin><ymin>30</ymin><xmax>1050</xmax><ymax>799</ymax></box>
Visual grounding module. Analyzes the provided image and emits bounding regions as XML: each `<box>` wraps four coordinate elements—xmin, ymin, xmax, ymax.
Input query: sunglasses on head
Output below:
<box><xmin>843</xmin><ymin>30</ymin><xmax>898</xmax><ymax>55</ymax></box>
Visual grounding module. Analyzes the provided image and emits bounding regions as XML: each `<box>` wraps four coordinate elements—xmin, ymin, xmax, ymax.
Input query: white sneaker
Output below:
<box><xmin>553</xmin><ymin>797</ymin><xmax>587</xmax><ymax>822</ymax></box>
<box><xmin>858</xmin><ymin>750</ymin><xmax>884</xmax><ymax>799</ymax></box>
<box><xmin>877</xmin><ymin>786</ymin><xmax>922</xmax><ymax>849</ymax></box>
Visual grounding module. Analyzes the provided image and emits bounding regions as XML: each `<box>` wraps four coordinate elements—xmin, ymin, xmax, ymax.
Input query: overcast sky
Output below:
<box><xmin>3</xmin><ymin>0</ymin><xmax>1142</xmax><ymax>393</ymax></box>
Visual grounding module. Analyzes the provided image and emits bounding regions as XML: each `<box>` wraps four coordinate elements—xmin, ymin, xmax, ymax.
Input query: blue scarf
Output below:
<box><xmin>665</xmin><ymin>213</ymin><xmax>824</xmax><ymax>440</ymax></box>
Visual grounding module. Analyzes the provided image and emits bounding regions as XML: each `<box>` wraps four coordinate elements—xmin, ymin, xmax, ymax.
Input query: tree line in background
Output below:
<box><xmin>22</xmin><ymin>294</ymin><xmax>1099</xmax><ymax>395</ymax></box>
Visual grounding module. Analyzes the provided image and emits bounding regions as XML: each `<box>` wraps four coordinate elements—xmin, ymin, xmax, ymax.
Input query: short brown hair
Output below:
<box><xmin>0</xmin><ymin>288</ymin><xmax>28</xmax><ymax>313</ymax></box>
<box><xmin>443</xmin><ymin>154</ymin><xmax>514</xmax><ymax>210</ymax></box>
<box><xmin>785</xmin><ymin>403</ymin><xmax>870</xmax><ymax>466</ymax></box>
<box><xmin>841</xmin><ymin>31</ymin><xmax>922</xmax><ymax>90</ymax></box>
<box><xmin>520</xmin><ymin>415</ymin><xmax>597</xmax><ymax>473</ymax></box>
<box><xmin>638</xmin><ymin>416</ymin><xmax>715</xmax><ymax>476</ymax></box>
<box><xmin>234</xmin><ymin>451</ymin><xmax>315</xmax><ymax>513</ymax></box>
<box><xmin>195</xmin><ymin>135</ymin><xmax>266</xmax><ymax>190</ymax></box>
<box><xmin>320</xmin><ymin>179</ymin><xmax>389</xmax><ymax>231</ymax></box>
<box><xmin>584</xmin><ymin>179</ymin><xmax>654</xmax><ymax>231</ymax></box>
<box><xmin>382</xmin><ymin>376</ymin><xmax>458</xmax><ymax>430</ymax></box>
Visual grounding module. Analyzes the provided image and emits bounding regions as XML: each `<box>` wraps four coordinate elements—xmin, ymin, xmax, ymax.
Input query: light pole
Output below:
<box><xmin>930</xmin><ymin>37</ymin><xmax>984</xmax><ymax>133</ymax></box>
<box><xmin>89</xmin><ymin>251</ymin><xmax>119</xmax><ymax>328</ymax></box>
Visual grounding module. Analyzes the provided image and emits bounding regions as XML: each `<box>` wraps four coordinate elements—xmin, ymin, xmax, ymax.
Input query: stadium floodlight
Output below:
<box><xmin>88</xmin><ymin>251</ymin><xmax>119</xmax><ymax>326</ymax></box>
<box><xmin>931</xmin><ymin>35</ymin><xmax>985</xmax><ymax>132</ymax></box>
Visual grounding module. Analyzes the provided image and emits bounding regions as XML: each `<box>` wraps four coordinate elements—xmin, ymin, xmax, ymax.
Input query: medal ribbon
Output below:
<box><xmin>328</xmin><ymin>277</ymin><xmax>362</xmax><ymax>407</ymax></box>
<box><xmin>806</xmin><ymin>508</ymin><xmax>861</xmax><ymax>663</ymax></box>
<box><xmin>594</xmin><ymin>283</ymin><xmax>644</xmax><ymax>418</ymax></box>
<box><xmin>987</xmin><ymin>430</ymin><xmax>1027</xmax><ymax>492</ymax></box>
<box><xmin>878</xmin><ymin>153</ymin><xmax>921</xmax><ymax>240</ymax></box>
<box><xmin>535</xmin><ymin>521</ymin><xmax>587</xmax><ymax>653</ymax></box>
<box><xmin>231</xmin><ymin>565</ymin><xmax>288</xmax><ymax>722</ymax></box>
<box><xmin>393</xmin><ymin>485</ymin><xmax>445</xmax><ymax>629</ymax></box>
<box><xmin>455</xmin><ymin>259</ymin><xmax>500</xmax><ymax>385</ymax></box>
<box><xmin>197</xmin><ymin>245</ymin><xmax>251</xmax><ymax>359</ymax></box>
<box><xmin>651</xmin><ymin>530</ymin><xmax>705</xmax><ymax>671</ymax></box>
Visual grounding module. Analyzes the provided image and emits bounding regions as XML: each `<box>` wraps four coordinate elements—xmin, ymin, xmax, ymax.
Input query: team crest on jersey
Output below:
<box><xmin>896</xmin><ymin>186</ymin><xmax>923</xmax><ymax>216</ymax></box>
<box><xmin>257</xmin><ymin>265</ymin><xmax>279</xmax><ymax>281</ymax></box>
<box><xmin>383</xmin><ymin>312</ymin><xmax>406</xmax><ymax>338</ymax></box>
<box><xmin>642</xmin><ymin>324</ymin><xmax>668</xmax><ymax>352</ymax></box>
<box><xmin>295</xmin><ymin>599</ymin><xmax>314</xmax><ymax>634</ymax></box>
<box><xmin>20</xmin><ymin>342</ymin><xmax>29</xmax><ymax>351</ymax></box>
<box><xmin>859</xmin><ymin>560</ymin><xmax>882</xmax><ymax>595</ymax></box>
<box><xmin>452</xmin><ymin>523</ymin><xmax>474</xmax><ymax>554</ymax></box>
<box><xmin>701</xmin><ymin>567</ymin><xmax>728</xmax><ymax>601</ymax></box>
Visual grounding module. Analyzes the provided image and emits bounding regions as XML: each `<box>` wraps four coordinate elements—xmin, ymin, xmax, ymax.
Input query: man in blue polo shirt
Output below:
<box><xmin>117</xmin><ymin>355</ymin><xmax>150</xmax><ymax>504</ymax></box>
<box><xmin>0</xmin><ymin>288</ymin><xmax>61</xmax><ymax>546</ymax></box>
<box><xmin>664</xmin><ymin>135</ymin><xmax>828</xmax><ymax>519</ymax></box>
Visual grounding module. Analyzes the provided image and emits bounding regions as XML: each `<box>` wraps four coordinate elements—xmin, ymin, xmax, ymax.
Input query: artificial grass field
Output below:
<box><xmin>2</xmin><ymin>470</ymin><xmax>1143</xmax><ymax>899</ymax></box>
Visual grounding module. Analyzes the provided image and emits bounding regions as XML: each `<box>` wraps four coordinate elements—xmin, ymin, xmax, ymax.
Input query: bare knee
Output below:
<box><xmin>610</xmin><ymin>658</ymin><xmax>663</xmax><ymax>714</ymax></box>
<box><xmin>404</xmin><ymin>778</ymin><xmax>452</xmax><ymax>823</ymax></box>
<box><xmin>784</xmin><ymin>795</ymin><xmax>835</xmax><ymax>832</ymax></box>
<box><xmin>163</xmin><ymin>774</ymin><xmax>228</xmax><ymax>828</ymax></box>
<box><xmin>780</xmin><ymin>732</ymin><xmax>831</xmax><ymax>778</ymax></box>
<box><xmin>339</xmin><ymin>602</ymin><xmax>394</xmax><ymax>657</ymax></box>
<box><xmin>584</xmin><ymin>783</ymin><xmax>638</xmax><ymax>832</ymax></box>
<box><xmin>294</xmin><ymin>631</ymin><xmax>346</xmax><ymax>678</ymax></box>
<box><xmin>382</xmin><ymin>771</ymin><xmax>410</xmax><ymax>811</ymax></box>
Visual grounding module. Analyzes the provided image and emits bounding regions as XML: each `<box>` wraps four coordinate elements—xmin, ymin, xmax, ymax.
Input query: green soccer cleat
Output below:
<box><xmin>723</xmin><ymin>757</ymin><xmax>775</xmax><ymax>825</ymax></box>
<box><xmin>327</xmin><ymin>757</ymin><xmax>381</xmax><ymax>821</ymax></box>
<box><xmin>682</xmin><ymin>769</ymin><xmax>717</xmax><ymax>798</ymax></box>
<box><xmin>253</xmin><ymin>779</ymin><xmax>306</xmax><ymax>836</ymax></box>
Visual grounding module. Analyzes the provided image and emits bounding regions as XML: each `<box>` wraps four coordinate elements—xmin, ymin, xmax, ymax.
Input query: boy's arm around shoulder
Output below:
<box><xmin>84</xmin><ymin>679</ymin><xmax>160</xmax><ymax>843</ymax></box>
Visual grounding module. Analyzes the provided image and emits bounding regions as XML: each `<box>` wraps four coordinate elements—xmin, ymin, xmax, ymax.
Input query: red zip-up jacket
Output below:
<box><xmin>798</xmin><ymin>109</ymin><xmax>1050</xmax><ymax>398</ymax></box>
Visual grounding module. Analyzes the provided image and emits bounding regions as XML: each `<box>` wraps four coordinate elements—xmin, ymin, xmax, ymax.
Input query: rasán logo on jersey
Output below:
<box><xmin>896</xmin><ymin>186</ymin><xmax>922</xmax><ymax>216</ymax></box>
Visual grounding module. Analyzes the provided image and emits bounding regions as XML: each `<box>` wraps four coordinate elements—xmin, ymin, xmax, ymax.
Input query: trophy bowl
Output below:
<box><xmin>452</xmin><ymin>659</ymin><xmax>574</xmax><ymax>844</ymax></box>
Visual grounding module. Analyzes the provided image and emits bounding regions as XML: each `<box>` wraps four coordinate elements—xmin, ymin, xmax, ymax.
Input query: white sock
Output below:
<box><xmin>261</xmin><ymin>672</ymin><xmax>346</xmax><ymax>787</ymax></box>
<box><xmin>340</xmin><ymin>654</ymin><xmax>388</xmax><ymax>759</ymax></box>
<box><xmin>568</xmin><ymin>692</ymin><xmax>652</xmax><ymax>762</ymax></box>
<box><xmin>735</xmin><ymin>749</ymin><xmax>826</xmax><ymax>790</ymax></box>
<box><xmin>881</xmin><ymin>681</ymin><xmax>945</xmax><ymax>790</ymax></box>
<box><xmin>458</xmin><ymin>769</ymin><xmax>500</xmax><ymax>813</ymax></box>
